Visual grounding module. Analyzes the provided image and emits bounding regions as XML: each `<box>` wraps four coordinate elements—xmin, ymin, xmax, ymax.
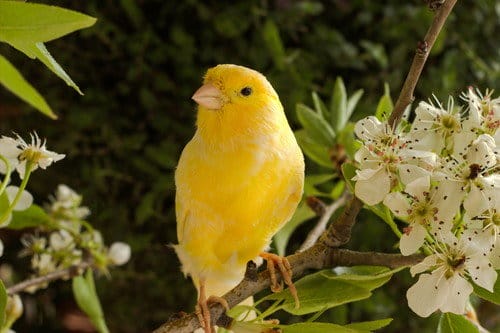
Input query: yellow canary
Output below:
<box><xmin>174</xmin><ymin>64</ymin><xmax>304</xmax><ymax>331</ymax></box>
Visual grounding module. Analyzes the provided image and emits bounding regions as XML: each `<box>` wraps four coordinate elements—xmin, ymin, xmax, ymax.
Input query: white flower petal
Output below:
<box><xmin>410</xmin><ymin>254</ymin><xmax>439</xmax><ymax>276</ymax></box>
<box><xmin>354</xmin><ymin>168</ymin><xmax>390</xmax><ymax>205</ymax></box>
<box><xmin>404</xmin><ymin>175</ymin><xmax>429</xmax><ymax>200</ymax></box>
<box><xmin>406</xmin><ymin>270</ymin><xmax>448</xmax><ymax>317</ymax></box>
<box><xmin>465</xmin><ymin>255</ymin><xmax>497</xmax><ymax>291</ymax></box>
<box><xmin>5</xmin><ymin>186</ymin><xmax>33</xmax><ymax>211</ymax></box>
<box><xmin>434</xmin><ymin>181</ymin><xmax>463</xmax><ymax>223</ymax></box>
<box><xmin>463</xmin><ymin>184</ymin><xmax>490</xmax><ymax>218</ymax></box>
<box><xmin>400</xmin><ymin>223</ymin><xmax>427</xmax><ymax>256</ymax></box>
<box><xmin>0</xmin><ymin>239</ymin><xmax>3</xmax><ymax>257</ymax></box>
<box><xmin>439</xmin><ymin>274</ymin><xmax>473</xmax><ymax>315</ymax></box>
<box><xmin>383</xmin><ymin>192</ymin><xmax>410</xmax><ymax>217</ymax></box>
<box><xmin>398</xmin><ymin>165</ymin><xmax>430</xmax><ymax>187</ymax></box>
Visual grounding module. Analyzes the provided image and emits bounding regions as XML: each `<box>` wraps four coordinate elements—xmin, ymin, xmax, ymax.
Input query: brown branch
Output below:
<box><xmin>299</xmin><ymin>192</ymin><xmax>349</xmax><ymax>252</ymax></box>
<box><xmin>6</xmin><ymin>261</ymin><xmax>91</xmax><ymax>295</ymax></box>
<box><xmin>388</xmin><ymin>0</ymin><xmax>458</xmax><ymax>126</ymax></box>
<box><xmin>152</xmin><ymin>244</ymin><xmax>424</xmax><ymax>333</ymax></box>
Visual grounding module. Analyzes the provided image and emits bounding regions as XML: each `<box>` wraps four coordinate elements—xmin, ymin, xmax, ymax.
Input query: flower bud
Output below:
<box><xmin>108</xmin><ymin>242</ymin><xmax>131</xmax><ymax>266</ymax></box>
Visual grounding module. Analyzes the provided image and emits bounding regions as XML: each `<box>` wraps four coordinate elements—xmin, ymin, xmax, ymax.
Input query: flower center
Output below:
<box><xmin>408</xmin><ymin>198</ymin><xmax>436</xmax><ymax>226</ymax></box>
<box><xmin>467</xmin><ymin>163</ymin><xmax>481</xmax><ymax>180</ymax></box>
<box><xmin>19</xmin><ymin>148</ymin><xmax>43</xmax><ymax>164</ymax></box>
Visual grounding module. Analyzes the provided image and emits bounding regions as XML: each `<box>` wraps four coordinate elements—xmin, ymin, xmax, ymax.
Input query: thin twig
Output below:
<box><xmin>299</xmin><ymin>192</ymin><xmax>349</xmax><ymax>252</ymax></box>
<box><xmin>152</xmin><ymin>244</ymin><xmax>424</xmax><ymax>333</ymax></box>
<box><xmin>388</xmin><ymin>0</ymin><xmax>458</xmax><ymax>127</ymax></box>
<box><xmin>6</xmin><ymin>261</ymin><xmax>91</xmax><ymax>295</ymax></box>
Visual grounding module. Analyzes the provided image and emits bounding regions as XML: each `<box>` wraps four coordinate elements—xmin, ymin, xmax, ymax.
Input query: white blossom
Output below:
<box><xmin>353</xmin><ymin>116</ymin><xmax>436</xmax><ymax>205</ymax></box>
<box><xmin>0</xmin><ymin>133</ymin><xmax>65</xmax><ymax>178</ymax></box>
<box><xmin>409</xmin><ymin>98</ymin><xmax>462</xmax><ymax>153</ymax></box>
<box><xmin>383</xmin><ymin>176</ymin><xmax>459</xmax><ymax>255</ymax></box>
<box><xmin>108</xmin><ymin>242</ymin><xmax>131</xmax><ymax>266</ymax></box>
<box><xmin>1</xmin><ymin>186</ymin><xmax>33</xmax><ymax>226</ymax></box>
<box><xmin>49</xmin><ymin>230</ymin><xmax>74</xmax><ymax>251</ymax></box>
<box><xmin>406</xmin><ymin>234</ymin><xmax>497</xmax><ymax>317</ymax></box>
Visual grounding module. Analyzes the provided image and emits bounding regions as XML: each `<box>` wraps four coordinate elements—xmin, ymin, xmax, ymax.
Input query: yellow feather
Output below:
<box><xmin>174</xmin><ymin>64</ymin><xmax>304</xmax><ymax>297</ymax></box>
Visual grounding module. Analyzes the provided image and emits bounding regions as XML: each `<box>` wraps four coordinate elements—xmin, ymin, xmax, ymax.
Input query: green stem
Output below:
<box><xmin>0</xmin><ymin>154</ymin><xmax>11</xmax><ymax>197</ymax></box>
<box><xmin>0</xmin><ymin>162</ymin><xmax>33</xmax><ymax>224</ymax></box>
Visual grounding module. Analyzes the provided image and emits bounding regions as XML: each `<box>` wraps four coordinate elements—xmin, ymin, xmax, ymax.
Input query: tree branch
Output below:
<box><xmin>388</xmin><ymin>0</ymin><xmax>458</xmax><ymax>126</ymax></box>
<box><xmin>152</xmin><ymin>244</ymin><xmax>423</xmax><ymax>333</ymax></box>
<box><xmin>6</xmin><ymin>261</ymin><xmax>91</xmax><ymax>295</ymax></box>
<box><xmin>299</xmin><ymin>192</ymin><xmax>349</xmax><ymax>252</ymax></box>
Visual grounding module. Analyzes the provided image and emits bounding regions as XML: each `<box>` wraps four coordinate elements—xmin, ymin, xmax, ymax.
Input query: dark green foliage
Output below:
<box><xmin>0</xmin><ymin>1</ymin><xmax>498</xmax><ymax>332</ymax></box>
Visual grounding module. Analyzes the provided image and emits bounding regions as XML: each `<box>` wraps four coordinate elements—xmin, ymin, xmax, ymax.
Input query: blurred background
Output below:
<box><xmin>0</xmin><ymin>1</ymin><xmax>498</xmax><ymax>332</ymax></box>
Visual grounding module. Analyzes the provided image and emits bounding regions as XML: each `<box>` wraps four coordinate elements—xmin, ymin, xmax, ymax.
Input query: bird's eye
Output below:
<box><xmin>240</xmin><ymin>87</ymin><xmax>252</xmax><ymax>96</ymax></box>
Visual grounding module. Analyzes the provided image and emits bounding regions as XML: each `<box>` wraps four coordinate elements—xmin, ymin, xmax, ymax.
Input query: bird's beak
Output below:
<box><xmin>191</xmin><ymin>83</ymin><xmax>223</xmax><ymax>110</ymax></box>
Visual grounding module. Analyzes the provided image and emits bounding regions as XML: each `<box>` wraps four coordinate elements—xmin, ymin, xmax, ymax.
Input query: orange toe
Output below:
<box><xmin>260</xmin><ymin>252</ymin><xmax>300</xmax><ymax>308</ymax></box>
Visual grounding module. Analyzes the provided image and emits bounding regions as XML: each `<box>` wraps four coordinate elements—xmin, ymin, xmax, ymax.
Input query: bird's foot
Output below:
<box><xmin>195</xmin><ymin>281</ymin><xmax>229</xmax><ymax>333</ymax></box>
<box><xmin>259</xmin><ymin>252</ymin><xmax>300</xmax><ymax>309</ymax></box>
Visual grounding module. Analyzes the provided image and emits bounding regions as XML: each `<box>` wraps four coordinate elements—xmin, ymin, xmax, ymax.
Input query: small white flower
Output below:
<box><xmin>383</xmin><ymin>176</ymin><xmax>459</xmax><ymax>255</ymax></box>
<box><xmin>48</xmin><ymin>184</ymin><xmax>90</xmax><ymax>221</ymax></box>
<box><xmin>49</xmin><ymin>230</ymin><xmax>74</xmax><ymax>251</ymax></box>
<box><xmin>406</xmin><ymin>234</ymin><xmax>497</xmax><ymax>317</ymax></box>
<box><xmin>353</xmin><ymin>116</ymin><xmax>436</xmax><ymax>205</ymax></box>
<box><xmin>108</xmin><ymin>242</ymin><xmax>131</xmax><ymax>266</ymax></box>
<box><xmin>409</xmin><ymin>98</ymin><xmax>462</xmax><ymax>154</ymax></box>
<box><xmin>31</xmin><ymin>253</ymin><xmax>57</xmax><ymax>275</ymax></box>
<box><xmin>0</xmin><ymin>133</ymin><xmax>65</xmax><ymax>178</ymax></box>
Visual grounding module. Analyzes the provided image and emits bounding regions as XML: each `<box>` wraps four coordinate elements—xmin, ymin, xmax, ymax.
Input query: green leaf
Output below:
<box><xmin>312</xmin><ymin>91</ymin><xmax>329</xmax><ymax>119</ymax></box>
<box><xmin>341</xmin><ymin>162</ymin><xmax>357</xmax><ymax>193</ymax></box>
<box><xmin>336</xmin><ymin>122</ymin><xmax>358</xmax><ymax>159</ymax></box>
<box><xmin>10</xmin><ymin>204</ymin><xmax>52</xmax><ymax>230</ymax></box>
<box><xmin>11</xmin><ymin>42</ymin><xmax>83</xmax><ymax>94</ymax></box>
<box><xmin>437</xmin><ymin>313</ymin><xmax>479</xmax><ymax>333</ymax></box>
<box><xmin>345</xmin><ymin>318</ymin><xmax>393</xmax><ymax>331</ymax></box>
<box><xmin>0</xmin><ymin>54</ymin><xmax>55</xmax><ymax>118</ymax></box>
<box><xmin>0</xmin><ymin>280</ymin><xmax>7</xmax><ymax>327</ymax></box>
<box><xmin>296</xmin><ymin>104</ymin><xmax>336</xmax><ymax>147</ymax></box>
<box><xmin>72</xmin><ymin>270</ymin><xmax>110</xmax><ymax>333</ymax></box>
<box><xmin>295</xmin><ymin>130</ymin><xmax>333</xmax><ymax>168</ymax></box>
<box><xmin>273</xmin><ymin>202</ymin><xmax>315</xmax><ymax>256</ymax></box>
<box><xmin>0</xmin><ymin>192</ymin><xmax>9</xmax><ymax>215</ymax></box>
<box><xmin>281</xmin><ymin>322</ymin><xmax>364</xmax><ymax>333</ymax></box>
<box><xmin>0</xmin><ymin>1</ymin><xmax>96</xmax><ymax>44</ymax></box>
<box><xmin>346</xmin><ymin>89</ymin><xmax>364</xmax><ymax>121</ymax></box>
<box><xmin>304</xmin><ymin>174</ymin><xmax>335</xmax><ymax>197</ymax></box>
<box><xmin>375</xmin><ymin>83</ymin><xmax>393</xmax><ymax>121</ymax></box>
<box><xmin>262</xmin><ymin>19</ymin><xmax>286</xmax><ymax>70</ymax></box>
<box><xmin>330</xmin><ymin>77</ymin><xmax>347</xmax><ymax>132</ymax></box>
<box><xmin>473</xmin><ymin>270</ymin><xmax>500</xmax><ymax>304</ymax></box>
<box><xmin>262</xmin><ymin>266</ymin><xmax>397</xmax><ymax>315</ymax></box>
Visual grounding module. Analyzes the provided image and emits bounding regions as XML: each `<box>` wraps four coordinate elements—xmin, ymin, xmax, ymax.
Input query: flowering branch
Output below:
<box><xmin>6</xmin><ymin>261</ymin><xmax>91</xmax><ymax>295</ymax></box>
<box><xmin>155</xmin><ymin>1</ymin><xmax>461</xmax><ymax>332</ymax></box>
<box><xmin>153</xmin><ymin>246</ymin><xmax>424</xmax><ymax>333</ymax></box>
<box><xmin>388</xmin><ymin>0</ymin><xmax>458</xmax><ymax>126</ymax></box>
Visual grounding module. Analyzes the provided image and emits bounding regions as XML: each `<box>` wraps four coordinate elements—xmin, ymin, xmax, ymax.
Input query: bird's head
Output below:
<box><xmin>192</xmin><ymin>64</ymin><xmax>286</xmax><ymax>144</ymax></box>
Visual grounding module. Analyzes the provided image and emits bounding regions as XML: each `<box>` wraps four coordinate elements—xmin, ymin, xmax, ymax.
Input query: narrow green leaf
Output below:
<box><xmin>335</xmin><ymin>122</ymin><xmax>358</xmax><ymax>159</ymax></box>
<box><xmin>72</xmin><ymin>270</ymin><xmax>110</xmax><ymax>333</ymax></box>
<box><xmin>312</xmin><ymin>91</ymin><xmax>329</xmax><ymax>119</ymax></box>
<box><xmin>0</xmin><ymin>193</ymin><xmax>9</xmax><ymax>214</ymax></box>
<box><xmin>346</xmin><ymin>89</ymin><xmax>364</xmax><ymax>120</ymax></box>
<box><xmin>0</xmin><ymin>1</ymin><xmax>96</xmax><ymax>44</ymax></box>
<box><xmin>10</xmin><ymin>204</ymin><xmax>52</xmax><ymax>230</ymax></box>
<box><xmin>345</xmin><ymin>318</ymin><xmax>393</xmax><ymax>331</ymax></box>
<box><xmin>304</xmin><ymin>174</ymin><xmax>336</xmax><ymax>197</ymax></box>
<box><xmin>473</xmin><ymin>270</ymin><xmax>500</xmax><ymax>304</ymax></box>
<box><xmin>296</xmin><ymin>104</ymin><xmax>336</xmax><ymax>147</ymax></box>
<box><xmin>375</xmin><ymin>83</ymin><xmax>393</xmax><ymax>121</ymax></box>
<box><xmin>262</xmin><ymin>19</ymin><xmax>286</xmax><ymax>70</ymax></box>
<box><xmin>11</xmin><ymin>42</ymin><xmax>83</xmax><ymax>95</ymax></box>
<box><xmin>437</xmin><ymin>313</ymin><xmax>478</xmax><ymax>333</ymax></box>
<box><xmin>281</xmin><ymin>322</ymin><xmax>364</xmax><ymax>333</ymax></box>
<box><xmin>295</xmin><ymin>130</ymin><xmax>333</xmax><ymax>168</ymax></box>
<box><xmin>0</xmin><ymin>280</ymin><xmax>7</xmax><ymax>327</ymax></box>
<box><xmin>0</xmin><ymin>54</ymin><xmax>55</xmax><ymax>118</ymax></box>
<box><xmin>330</xmin><ymin>77</ymin><xmax>347</xmax><ymax>132</ymax></box>
<box><xmin>273</xmin><ymin>202</ymin><xmax>315</xmax><ymax>256</ymax></box>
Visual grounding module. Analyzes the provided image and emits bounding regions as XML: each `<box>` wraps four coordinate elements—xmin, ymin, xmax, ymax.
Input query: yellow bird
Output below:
<box><xmin>174</xmin><ymin>64</ymin><xmax>304</xmax><ymax>332</ymax></box>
